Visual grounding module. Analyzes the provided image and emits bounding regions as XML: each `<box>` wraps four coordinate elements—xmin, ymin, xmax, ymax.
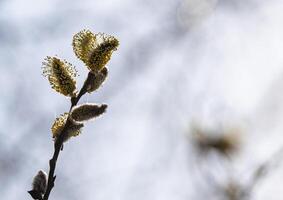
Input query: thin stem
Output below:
<box><xmin>43</xmin><ymin>72</ymin><xmax>93</xmax><ymax>200</ymax></box>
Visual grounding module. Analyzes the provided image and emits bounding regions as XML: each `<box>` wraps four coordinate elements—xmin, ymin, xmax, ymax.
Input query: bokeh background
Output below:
<box><xmin>1</xmin><ymin>0</ymin><xmax>283</xmax><ymax>199</ymax></box>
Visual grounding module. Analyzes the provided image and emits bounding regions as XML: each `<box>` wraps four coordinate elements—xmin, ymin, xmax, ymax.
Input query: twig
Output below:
<box><xmin>43</xmin><ymin>72</ymin><xmax>93</xmax><ymax>200</ymax></box>
<box><xmin>247</xmin><ymin>146</ymin><xmax>283</xmax><ymax>193</ymax></box>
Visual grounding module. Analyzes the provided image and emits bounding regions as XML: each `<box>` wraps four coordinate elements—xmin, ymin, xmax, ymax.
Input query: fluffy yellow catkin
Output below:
<box><xmin>42</xmin><ymin>56</ymin><xmax>78</xmax><ymax>97</ymax></box>
<box><xmin>72</xmin><ymin>30</ymin><xmax>95</xmax><ymax>64</ymax></box>
<box><xmin>51</xmin><ymin>113</ymin><xmax>83</xmax><ymax>142</ymax></box>
<box><xmin>72</xmin><ymin>29</ymin><xmax>119</xmax><ymax>72</ymax></box>
<box><xmin>70</xmin><ymin>103</ymin><xmax>107</xmax><ymax>122</ymax></box>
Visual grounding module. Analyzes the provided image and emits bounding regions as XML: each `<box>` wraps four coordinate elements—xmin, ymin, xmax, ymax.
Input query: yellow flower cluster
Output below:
<box><xmin>72</xmin><ymin>29</ymin><xmax>119</xmax><ymax>73</ymax></box>
<box><xmin>51</xmin><ymin>113</ymin><xmax>83</xmax><ymax>142</ymax></box>
<box><xmin>42</xmin><ymin>57</ymin><xmax>78</xmax><ymax>97</ymax></box>
<box><xmin>42</xmin><ymin>29</ymin><xmax>118</xmax><ymax>143</ymax></box>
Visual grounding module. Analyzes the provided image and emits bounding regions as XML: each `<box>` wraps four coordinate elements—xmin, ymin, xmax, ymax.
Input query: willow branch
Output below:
<box><xmin>43</xmin><ymin>72</ymin><xmax>93</xmax><ymax>200</ymax></box>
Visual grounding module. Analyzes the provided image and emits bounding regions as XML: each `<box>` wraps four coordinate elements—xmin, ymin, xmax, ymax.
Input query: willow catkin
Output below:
<box><xmin>42</xmin><ymin>56</ymin><xmax>78</xmax><ymax>97</ymax></box>
<box><xmin>71</xmin><ymin>103</ymin><xmax>107</xmax><ymax>122</ymax></box>
<box><xmin>32</xmin><ymin>170</ymin><xmax>47</xmax><ymax>194</ymax></box>
<box><xmin>72</xmin><ymin>29</ymin><xmax>96</xmax><ymax>65</ymax></box>
<box><xmin>72</xmin><ymin>30</ymin><xmax>119</xmax><ymax>72</ymax></box>
<box><xmin>51</xmin><ymin>113</ymin><xmax>84</xmax><ymax>142</ymax></box>
<box><xmin>86</xmin><ymin>67</ymin><xmax>108</xmax><ymax>93</ymax></box>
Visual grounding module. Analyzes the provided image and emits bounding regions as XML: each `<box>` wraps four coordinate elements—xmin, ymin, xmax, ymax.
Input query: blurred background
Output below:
<box><xmin>1</xmin><ymin>0</ymin><xmax>283</xmax><ymax>199</ymax></box>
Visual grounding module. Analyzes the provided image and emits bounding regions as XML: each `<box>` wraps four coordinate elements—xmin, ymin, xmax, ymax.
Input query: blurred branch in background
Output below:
<box><xmin>187</xmin><ymin>123</ymin><xmax>283</xmax><ymax>200</ymax></box>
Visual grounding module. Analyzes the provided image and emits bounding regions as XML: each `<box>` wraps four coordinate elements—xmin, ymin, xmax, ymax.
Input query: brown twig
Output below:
<box><xmin>43</xmin><ymin>72</ymin><xmax>93</xmax><ymax>200</ymax></box>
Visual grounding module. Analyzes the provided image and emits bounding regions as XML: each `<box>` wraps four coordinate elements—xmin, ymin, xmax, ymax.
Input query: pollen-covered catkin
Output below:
<box><xmin>42</xmin><ymin>56</ymin><xmax>78</xmax><ymax>97</ymax></box>
<box><xmin>72</xmin><ymin>30</ymin><xmax>119</xmax><ymax>72</ymax></box>
<box><xmin>51</xmin><ymin>113</ymin><xmax>84</xmax><ymax>142</ymax></box>
<box><xmin>72</xmin><ymin>29</ymin><xmax>96</xmax><ymax>65</ymax></box>
<box><xmin>71</xmin><ymin>103</ymin><xmax>107</xmax><ymax>122</ymax></box>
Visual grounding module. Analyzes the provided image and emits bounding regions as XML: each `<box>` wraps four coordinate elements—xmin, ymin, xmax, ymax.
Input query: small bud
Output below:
<box><xmin>28</xmin><ymin>170</ymin><xmax>47</xmax><ymax>199</ymax></box>
<box><xmin>72</xmin><ymin>29</ymin><xmax>119</xmax><ymax>73</ymax></box>
<box><xmin>42</xmin><ymin>56</ymin><xmax>78</xmax><ymax>97</ymax></box>
<box><xmin>51</xmin><ymin>113</ymin><xmax>84</xmax><ymax>142</ymax></box>
<box><xmin>71</xmin><ymin>103</ymin><xmax>107</xmax><ymax>122</ymax></box>
<box><xmin>86</xmin><ymin>67</ymin><xmax>108</xmax><ymax>93</ymax></box>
